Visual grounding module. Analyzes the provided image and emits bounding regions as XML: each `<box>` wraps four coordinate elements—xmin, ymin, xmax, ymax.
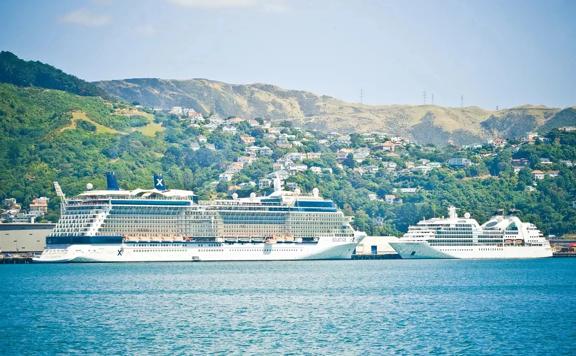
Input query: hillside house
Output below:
<box><xmin>258</xmin><ymin>178</ymin><xmax>272</xmax><ymax>189</ymax></box>
<box><xmin>240</xmin><ymin>134</ymin><xmax>255</xmax><ymax>145</ymax></box>
<box><xmin>305</xmin><ymin>152</ymin><xmax>322</xmax><ymax>160</ymax></box>
<box><xmin>512</xmin><ymin>158</ymin><xmax>529</xmax><ymax>166</ymax></box>
<box><xmin>189</xmin><ymin>142</ymin><xmax>201</xmax><ymax>151</ymax></box>
<box><xmin>447</xmin><ymin>158</ymin><xmax>472</xmax><ymax>168</ymax></box>
<box><xmin>29</xmin><ymin>197</ymin><xmax>49</xmax><ymax>216</ymax></box>
<box><xmin>531</xmin><ymin>170</ymin><xmax>559</xmax><ymax>180</ymax></box>
<box><xmin>310</xmin><ymin>166</ymin><xmax>323</xmax><ymax>174</ymax></box>
<box><xmin>384</xmin><ymin>194</ymin><xmax>402</xmax><ymax>204</ymax></box>
<box><xmin>353</xmin><ymin>148</ymin><xmax>370</xmax><ymax>162</ymax></box>
<box><xmin>412</xmin><ymin>165</ymin><xmax>432</xmax><ymax>174</ymax></box>
<box><xmin>219</xmin><ymin>173</ymin><xmax>234</xmax><ymax>182</ymax></box>
<box><xmin>377</xmin><ymin>141</ymin><xmax>396</xmax><ymax>152</ymax></box>
<box><xmin>337</xmin><ymin>148</ymin><xmax>354</xmax><ymax>160</ymax></box>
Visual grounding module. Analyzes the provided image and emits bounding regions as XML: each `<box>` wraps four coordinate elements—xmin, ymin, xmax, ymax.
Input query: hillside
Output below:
<box><xmin>1</xmin><ymin>82</ymin><xmax>575</xmax><ymax>236</ymax></box>
<box><xmin>0</xmin><ymin>83</ymin><xmax>170</xmax><ymax>215</ymax></box>
<box><xmin>0</xmin><ymin>81</ymin><xmax>251</xmax><ymax>222</ymax></box>
<box><xmin>1</xmin><ymin>55</ymin><xmax>574</xmax><ymax>236</ymax></box>
<box><xmin>0</xmin><ymin>51</ymin><xmax>108</xmax><ymax>98</ymax></box>
<box><xmin>97</xmin><ymin>78</ymin><xmax>576</xmax><ymax>145</ymax></box>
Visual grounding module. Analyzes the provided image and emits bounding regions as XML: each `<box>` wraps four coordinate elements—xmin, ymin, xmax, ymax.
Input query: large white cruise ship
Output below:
<box><xmin>34</xmin><ymin>173</ymin><xmax>365</xmax><ymax>263</ymax></box>
<box><xmin>389</xmin><ymin>206</ymin><xmax>552</xmax><ymax>259</ymax></box>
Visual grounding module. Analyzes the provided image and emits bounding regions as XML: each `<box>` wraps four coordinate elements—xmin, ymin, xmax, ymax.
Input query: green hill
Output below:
<box><xmin>0</xmin><ymin>51</ymin><xmax>108</xmax><ymax>98</ymax></box>
<box><xmin>0</xmin><ymin>83</ymin><xmax>172</xmax><ymax>217</ymax></box>
<box><xmin>0</xmin><ymin>82</ymin><xmax>246</xmax><ymax>221</ymax></box>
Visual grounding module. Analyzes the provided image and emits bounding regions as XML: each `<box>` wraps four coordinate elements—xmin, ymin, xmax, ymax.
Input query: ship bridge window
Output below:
<box><xmin>295</xmin><ymin>201</ymin><xmax>335</xmax><ymax>208</ymax></box>
<box><xmin>506</xmin><ymin>223</ymin><xmax>518</xmax><ymax>231</ymax></box>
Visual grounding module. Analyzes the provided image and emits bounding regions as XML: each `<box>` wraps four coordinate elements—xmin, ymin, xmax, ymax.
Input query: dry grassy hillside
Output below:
<box><xmin>97</xmin><ymin>78</ymin><xmax>575</xmax><ymax>145</ymax></box>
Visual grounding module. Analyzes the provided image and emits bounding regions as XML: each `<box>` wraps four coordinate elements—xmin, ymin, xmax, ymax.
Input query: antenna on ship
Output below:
<box><xmin>53</xmin><ymin>181</ymin><xmax>67</xmax><ymax>216</ymax></box>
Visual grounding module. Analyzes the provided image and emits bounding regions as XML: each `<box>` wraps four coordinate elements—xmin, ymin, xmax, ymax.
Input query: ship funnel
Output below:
<box><xmin>106</xmin><ymin>171</ymin><xmax>120</xmax><ymax>190</ymax></box>
<box><xmin>153</xmin><ymin>173</ymin><xmax>168</xmax><ymax>191</ymax></box>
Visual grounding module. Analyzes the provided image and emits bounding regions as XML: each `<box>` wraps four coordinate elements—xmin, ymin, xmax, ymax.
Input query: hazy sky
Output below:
<box><xmin>1</xmin><ymin>0</ymin><xmax>575</xmax><ymax>108</ymax></box>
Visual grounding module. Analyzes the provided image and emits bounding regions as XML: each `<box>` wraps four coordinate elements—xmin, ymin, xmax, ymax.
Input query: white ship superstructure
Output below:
<box><xmin>389</xmin><ymin>206</ymin><xmax>552</xmax><ymax>259</ymax></box>
<box><xmin>35</xmin><ymin>173</ymin><xmax>365</xmax><ymax>263</ymax></box>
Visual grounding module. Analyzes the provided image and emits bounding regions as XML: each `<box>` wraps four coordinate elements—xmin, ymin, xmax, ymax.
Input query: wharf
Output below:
<box><xmin>0</xmin><ymin>254</ymin><xmax>35</xmax><ymax>264</ymax></box>
<box><xmin>553</xmin><ymin>252</ymin><xmax>576</xmax><ymax>257</ymax></box>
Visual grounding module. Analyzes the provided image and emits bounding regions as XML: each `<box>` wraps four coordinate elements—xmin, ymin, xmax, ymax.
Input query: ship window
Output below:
<box><xmin>506</xmin><ymin>223</ymin><xmax>518</xmax><ymax>231</ymax></box>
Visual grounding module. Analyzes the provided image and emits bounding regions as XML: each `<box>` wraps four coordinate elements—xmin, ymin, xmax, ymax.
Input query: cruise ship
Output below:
<box><xmin>34</xmin><ymin>173</ymin><xmax>365</xmax><ymax>263</ymax></box>
<box><xmin>389</xmin><ymin>206</ymin><xmax>552</xmax><ymax>259</ymax></box>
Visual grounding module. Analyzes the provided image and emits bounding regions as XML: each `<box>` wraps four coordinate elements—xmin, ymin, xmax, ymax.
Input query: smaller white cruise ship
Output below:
<box><xmin>389</xmin><ymin>206</ymin><xmax>552</xmax><ymax>259</ymax></box>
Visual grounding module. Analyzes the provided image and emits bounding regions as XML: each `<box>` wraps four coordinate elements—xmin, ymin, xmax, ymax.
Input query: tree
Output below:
<box><xmin>343</xmin><ymin>153</ymin><xmax>355</xmax><ymax>169</ymax></box>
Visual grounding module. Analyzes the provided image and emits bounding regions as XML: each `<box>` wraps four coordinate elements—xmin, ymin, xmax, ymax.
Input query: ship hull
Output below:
<box><xmin>389</xmin><ymin>242</ymin><xmax>553</xmax><ymax>259</ymax></box>
<box><xmin>33</xmin><ymin>238</ymin><xmax>359</xmax><ymax>263</ymax></box>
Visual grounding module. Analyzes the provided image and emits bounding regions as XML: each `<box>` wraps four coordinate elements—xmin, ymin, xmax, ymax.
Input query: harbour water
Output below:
<box><xmin>1</xmin><ymin>259</ymin><xmax>575</xmax><ymax>354</ymax></box>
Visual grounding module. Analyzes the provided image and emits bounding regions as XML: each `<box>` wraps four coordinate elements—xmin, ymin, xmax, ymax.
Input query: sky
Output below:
<box><xmin>0</xmin><ymin>0</ymin><xmax>575</xmax><ymax>109</ymax></box>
